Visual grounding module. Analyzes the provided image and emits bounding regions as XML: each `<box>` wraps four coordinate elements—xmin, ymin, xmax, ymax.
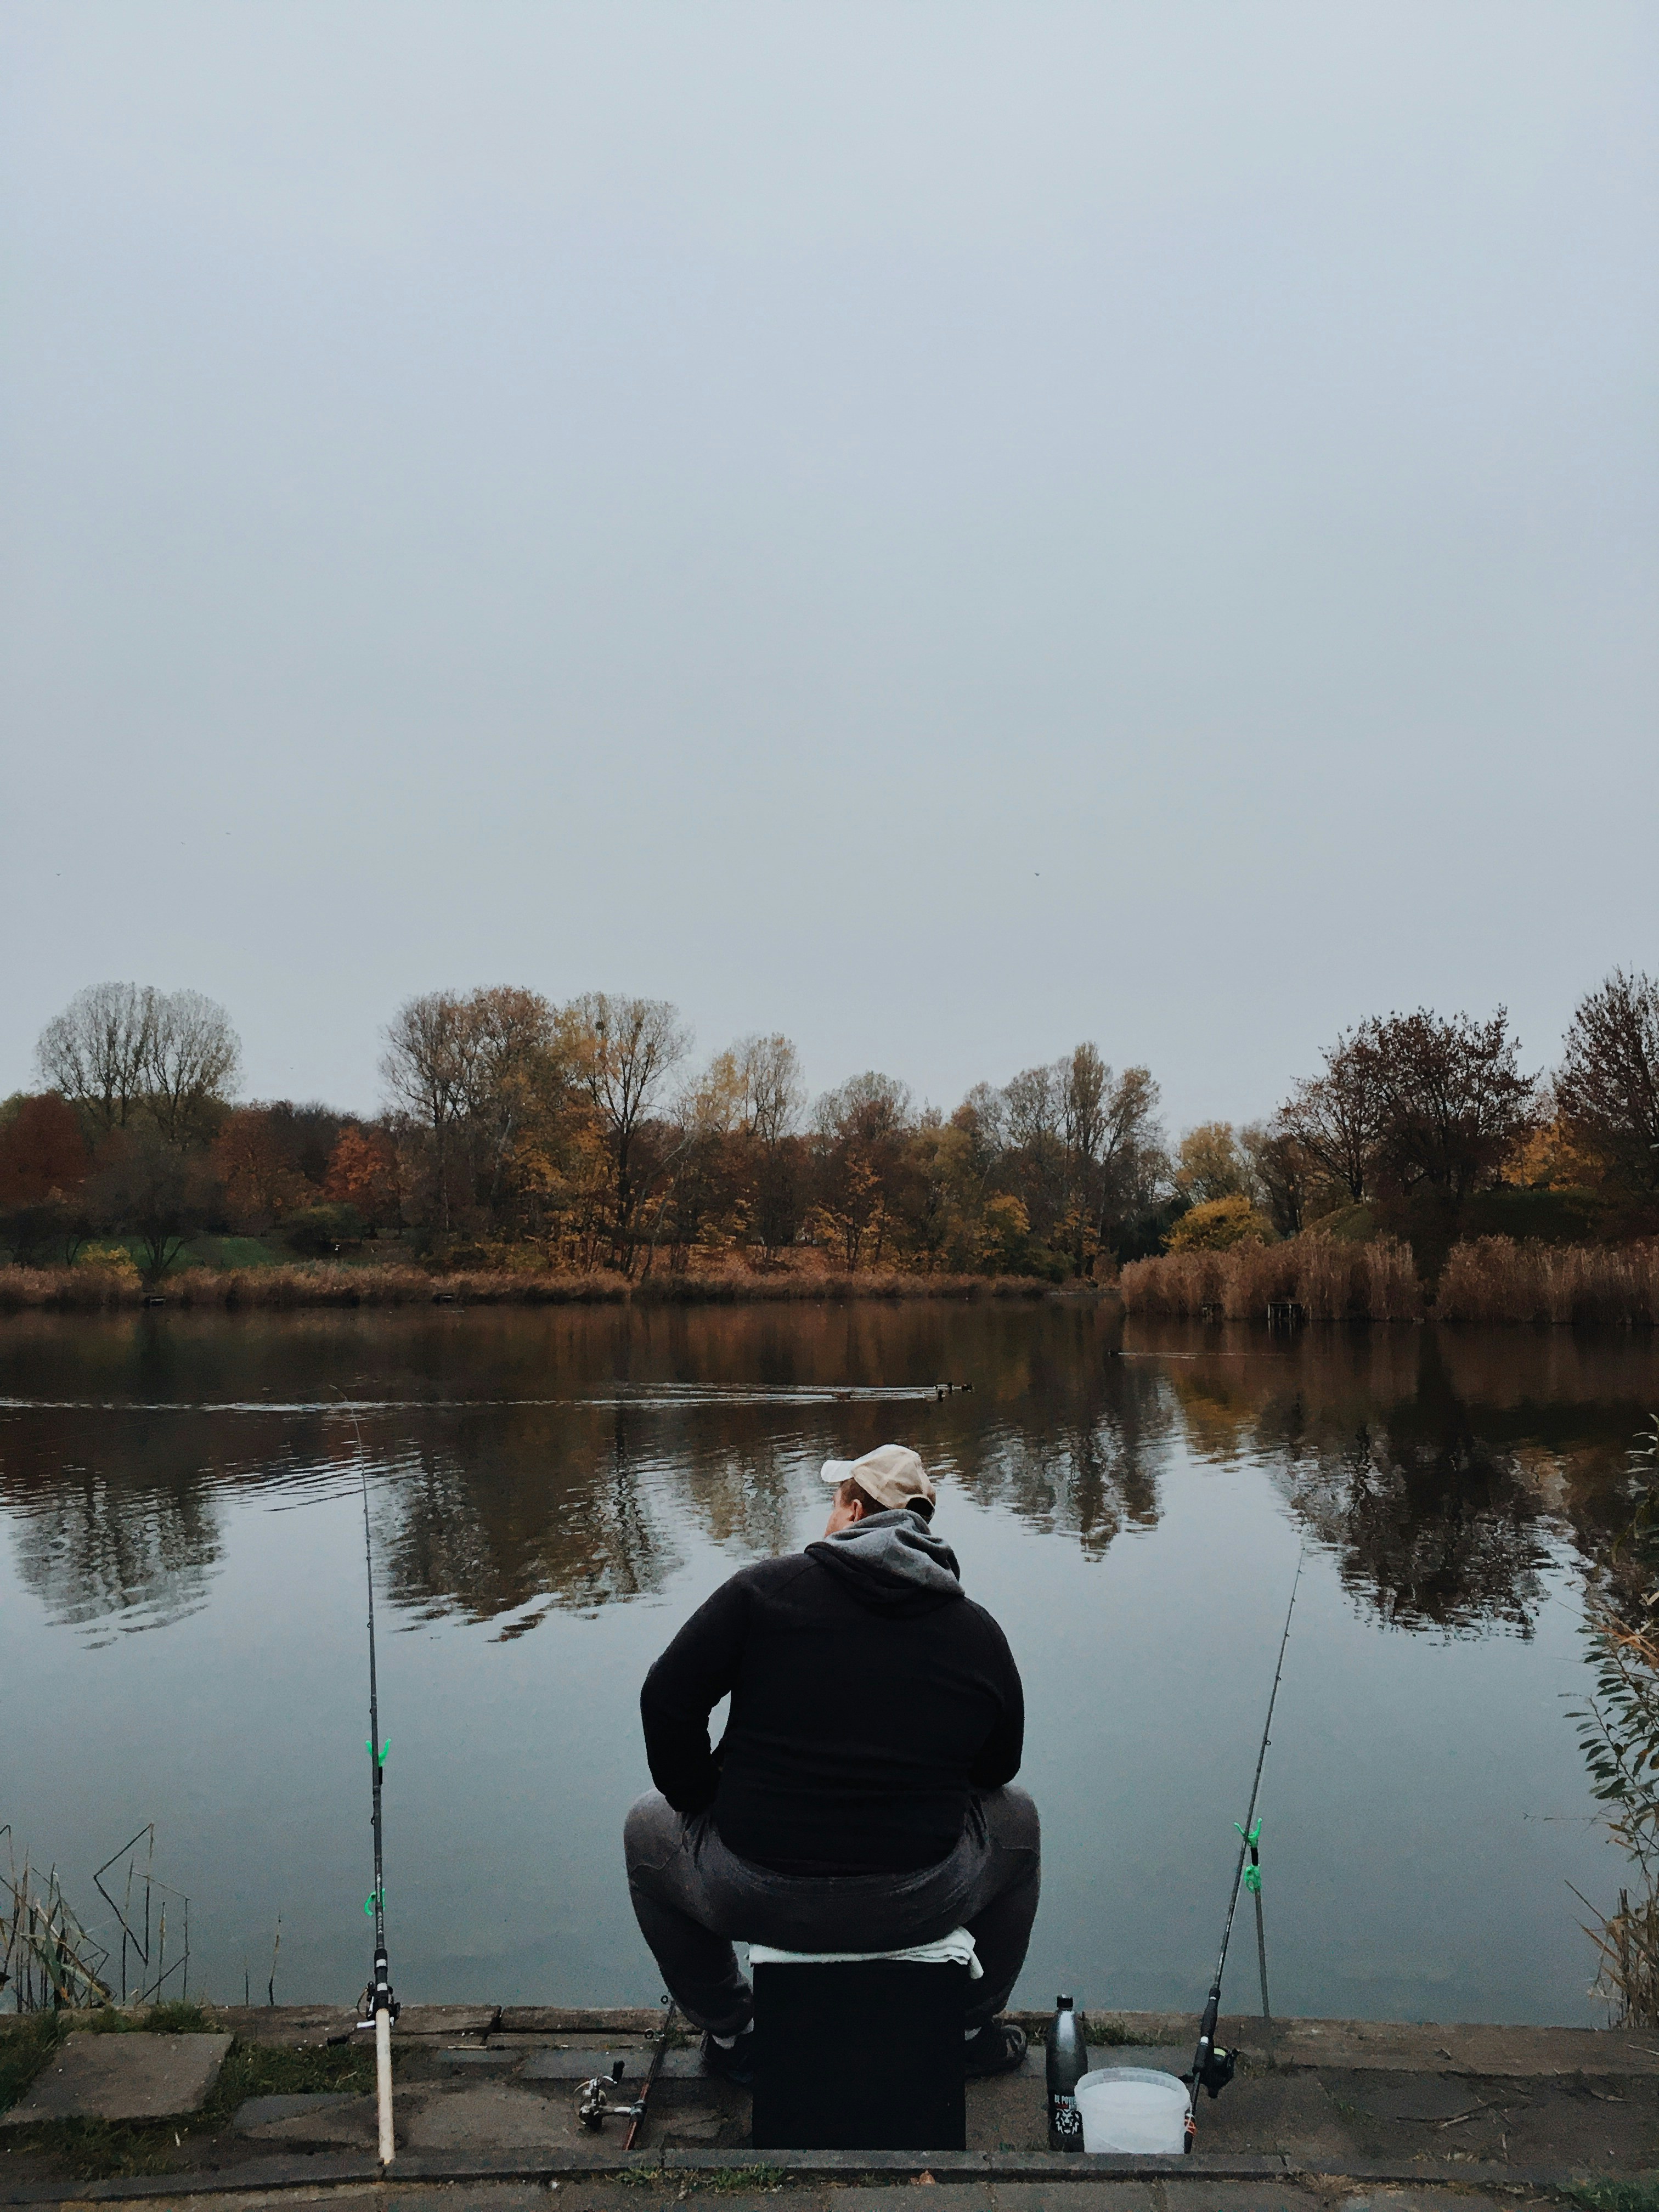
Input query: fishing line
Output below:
<box><xmin>1184</xmin><ymin>1542</ymin><xmax>1304</xmax><ymax>2149</ymax></box>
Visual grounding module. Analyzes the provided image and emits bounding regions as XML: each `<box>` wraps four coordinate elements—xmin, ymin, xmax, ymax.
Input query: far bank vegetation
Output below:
<box><xmin>3</xmin><ymin>969</ymin><xmax>1658</xmax><ymax>1323</ymax></box>
<box><xmin>1125</xmin><ymin>979</ymin><xmax>1659</xmax><ymax>1326</ymax></box>
<box><xmin>1</xmin><ymin>984</ymin><xmax>1164</xmax><ymax>1296</ymax></box>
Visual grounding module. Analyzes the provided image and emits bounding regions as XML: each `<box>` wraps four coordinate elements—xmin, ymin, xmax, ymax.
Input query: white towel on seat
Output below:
<box><xmin>746</xmin><ymin>1926</ymin><xmax>982</xmax><ymax>1979</ymax></box>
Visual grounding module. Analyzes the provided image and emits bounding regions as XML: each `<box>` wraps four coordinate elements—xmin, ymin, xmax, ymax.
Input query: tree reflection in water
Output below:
<box><xmin>381</xmin><ymin>1401</ymin><xmax>686</xmax><ymax>1632</ymax></box>
<box><xmin>0</xmin><ymin>1304</ymin><xmax>1651</xmax><ymax>1644</ymax></box>
<box><xmin>1147</xmin><ymin>1324</ymin><xmax>1643</xmax><ymax>1636</ymax></box>
<box><xmin>1276</xmin><ymin>1426</ymin><xmax>1552</xmax><ymax>1634</ymax></box>
<box><xmin>2</xmin><ymin>1412</ymin><xmax>225</xmax><ymax>1642</ymax></box>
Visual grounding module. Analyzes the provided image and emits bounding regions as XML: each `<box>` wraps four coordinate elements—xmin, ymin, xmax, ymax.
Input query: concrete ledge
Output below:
<box><xmin>498</xmin><ymin>2007</ymin><xmax>664</xmax><ymax>2034</ymax></box>
<box><xmin>0</xmin><ymin>2143</ymin><xmax>1601</xmax><ymax>2204</ymax></box>
<box><xmin>40</xmin><ymin>2004</ymin><xmax>1651</xmax><ymax>2078</ymax></box>
<box><xmin>1037</xmin><ymin>2013</ymin><xmax>1659</xmax><ymax>2079</ymax></box>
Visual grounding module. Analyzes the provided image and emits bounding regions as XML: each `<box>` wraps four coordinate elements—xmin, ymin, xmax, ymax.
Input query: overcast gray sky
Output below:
<box><xmin>3</xmin><ymin>2</ymin><xmax>1654</xmax><ymax>1132</ymax></box>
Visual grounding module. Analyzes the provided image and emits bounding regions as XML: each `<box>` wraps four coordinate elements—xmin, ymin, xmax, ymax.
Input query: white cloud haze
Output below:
<box><xmin>3</xmin><ymin>2</ymin><xmax>1654</xmax><ymax>1129</ymax></box>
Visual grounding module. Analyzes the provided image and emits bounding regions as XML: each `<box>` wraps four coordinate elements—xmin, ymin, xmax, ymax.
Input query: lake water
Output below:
<box><xmin>2</xmin><ymin>1301</ymin><xmax>1653</xmax><ymax>2027</ymax></box>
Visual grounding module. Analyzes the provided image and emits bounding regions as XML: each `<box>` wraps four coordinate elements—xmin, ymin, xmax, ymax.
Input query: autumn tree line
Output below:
<box><xmin>1</xmin><ymin>970</ymin><xmax>1656</xmax><ymax>1287</ymax></box>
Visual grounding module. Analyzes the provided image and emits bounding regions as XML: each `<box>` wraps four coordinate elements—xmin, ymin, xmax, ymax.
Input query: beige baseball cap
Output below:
<box><xmin>820</xmin><ymin>1443</ymin><xmax>936</xmax><ymax>1513</ymax></box>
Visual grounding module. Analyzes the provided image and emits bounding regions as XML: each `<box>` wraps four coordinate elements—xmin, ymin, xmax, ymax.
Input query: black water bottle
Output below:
<box><xmin>1046</xmin><ymin>1994</ymin><xmax>1088</xmax><ymax>2151</ymax></box>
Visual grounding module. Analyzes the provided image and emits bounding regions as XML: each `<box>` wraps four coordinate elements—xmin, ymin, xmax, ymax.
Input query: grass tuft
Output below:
<box><xmin>615</xmin><ymin>2164</ymin><xmax>785</xmax><ymax>2194</ymax></box>
<box><xmin>72</xmin><ymin>2001</ymin><xmax>216</xmax><ymax>2037</ymax></box>
<box><xmin>0</xmin><ymin>2015</ymin><xmax>63</xmax><ymax>2113</ymax></box>
<box><xmin>1025</xmin><ymin>2011</ymin><xmax>1138</xmax><ymax>2047</ymax></box>
<box><xmin>1568</xmin><ymin>2181</ymin><xmax>1659</xmax><ymax>2212</ymax></box>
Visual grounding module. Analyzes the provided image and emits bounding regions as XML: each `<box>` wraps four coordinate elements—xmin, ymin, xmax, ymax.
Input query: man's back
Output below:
<box><xmin>640</xmin><ymin>1511</ymin><xmax>1023</xmax><ymax>1875</ymax></box>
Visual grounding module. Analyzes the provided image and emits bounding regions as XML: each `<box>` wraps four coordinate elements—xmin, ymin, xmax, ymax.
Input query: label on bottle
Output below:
<box><xmin>1049</xmin><ymin>2092</ymin><xmax>1084</xmax><ymax>2150</ymax></box>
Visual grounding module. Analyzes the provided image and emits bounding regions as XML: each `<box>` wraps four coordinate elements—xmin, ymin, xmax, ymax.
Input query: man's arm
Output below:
<box><xmin>639</xmin><ymin>1571</ymin><xmax>752</xmax><ymax>1813</ymax></box>
<box><xmin>967</xmin><ymin>1613</ymin><xmax>1025</xmax><ymax>1789</ymax></box>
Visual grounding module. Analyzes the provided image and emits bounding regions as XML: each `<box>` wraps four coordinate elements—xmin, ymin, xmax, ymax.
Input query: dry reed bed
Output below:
<box><xmin>1120</xmin><ymin>1234</ymin><xmax>1424</xmax><ymax>1321</ymax></box>
<box><xmin>0</xmin><ymin>1263</ymin><xmax>1058</xmax><ymax>1314</ymax></box>
<box><xmin>1435</xmin><ymin>1236</ymin><xmax>1659</xmax><ymax>1327</ymax></box>
<box><xmin>1122</xmin><ymin>1232</ymin><xmax>1659</xmax><ymax>1325</ymax></box>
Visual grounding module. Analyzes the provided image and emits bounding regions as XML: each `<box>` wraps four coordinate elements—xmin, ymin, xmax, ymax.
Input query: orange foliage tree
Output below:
<box><xmin>212</xmin><ymin>1107</ymin><xmax>308</xmax><ymax>1233</ymax></box>
<box><xmin>324</xmin><ymin>1125</ymin><xmax>403</xmax><ymax>1232</ymax></box>
<box><xmin>0</xmin><ymin>1094</ymin><xmax>88</xmax><ymax>1206</ymax></box>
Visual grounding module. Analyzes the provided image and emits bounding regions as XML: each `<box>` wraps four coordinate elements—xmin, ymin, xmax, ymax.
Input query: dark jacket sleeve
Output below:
<box><xmin>966</xmin><ymin>1609</ymin><xmax>1025</xmax><ymax>1790</ymax></box>
<box><xmin>639</xmin><ymin>1569</ymin><xmax>753</xmax><ymax>1813</ymax></box>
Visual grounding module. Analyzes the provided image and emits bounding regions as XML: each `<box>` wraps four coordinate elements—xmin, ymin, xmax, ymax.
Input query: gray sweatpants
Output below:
<box><xmin>623</xmin><ymin>1787</ymin><xmax>1041</xmax><ymax>2038</ymax></box>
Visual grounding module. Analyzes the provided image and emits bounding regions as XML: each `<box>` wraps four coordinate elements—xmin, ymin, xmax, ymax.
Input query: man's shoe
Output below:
<box><xmin>701</xmin><ymin>2025</ymin><xmax>756</xmax><ymax>2088</ymax></box>
<box><xmin>963</xmin><ymin>2020</ymin><xmax>1028</xmax><ymax>2078</ymax></box>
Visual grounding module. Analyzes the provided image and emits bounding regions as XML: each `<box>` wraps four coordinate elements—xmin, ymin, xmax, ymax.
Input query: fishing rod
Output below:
<box><xmin>623</xmin><ymin>2001</ymin><xmax>676</xmax><ymax>2154</ymax></box>
<box><xmin>574</xmin><ymin>1997</ymin><xmax>679</xmax><ymax>2146</ymax></box>
<box><xmin>347</xmin><ymin>1407</ymin><xmax>399</xmax><ymax>2166</ymax></box>
<box><xmin>1184</xmin><ymin>1544</ymin><xmax>1304</xmax><ymax>2152</ymax></box>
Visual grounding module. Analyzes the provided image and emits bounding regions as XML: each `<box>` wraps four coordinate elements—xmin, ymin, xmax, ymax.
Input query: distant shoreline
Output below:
<box><xmin>0</xmin><ymin>1262</ymin><xmax>1094</xmax><ymax>1315</ymax></box>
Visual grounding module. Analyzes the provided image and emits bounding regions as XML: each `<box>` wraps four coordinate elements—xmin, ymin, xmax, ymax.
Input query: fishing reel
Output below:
<box><xmin>356</xmin><ymin>1939</ymin><xmax>400</xmax><ymax>2030</ymax></box>
<box><xmin>1188</xmin><ymin>2044</ymin><xmax>1235</xmax><ymax>2100</ymax></box>
<box><xmin>1180</xmin><ymin>2043</ymin><xmax>1237</xmax><ymax>2155</ymax></box>
<box><xmin>576</xmin><ymin>2059</ymin><xmax>645</xmax><ymax>2132</ymax></box>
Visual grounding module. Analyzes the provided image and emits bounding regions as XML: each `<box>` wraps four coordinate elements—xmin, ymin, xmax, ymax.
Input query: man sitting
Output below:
<box><xmin>624</xmin><ymin>1443</ymin><xmax>1039</xmax><ymax>2083</ymax></box>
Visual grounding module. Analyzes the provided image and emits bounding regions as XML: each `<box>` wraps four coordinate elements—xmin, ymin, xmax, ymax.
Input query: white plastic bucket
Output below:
<box><xmin>1075</xmin><ymin>2067</ymin><xmax>1189</xmax><ymax>2154</ymax></box>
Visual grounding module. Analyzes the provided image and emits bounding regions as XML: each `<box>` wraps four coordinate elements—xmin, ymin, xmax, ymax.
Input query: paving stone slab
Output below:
<box><xmin>390</xmin><ymin>2192</ymin><xmax>594</xmax><ymax>2212</ymax></box>
<box><xmin>487</xmin><ymin>2036</ymin><xmax>654</xmax><ymax>2053</ymax></box>
<box><xmin>647</xmin><ymin>2071</ymin><xmax>754</xmax><ymax>2151</ymax></box>
<box><xmin>402</xmin><ymin>2084</ymin><xmax>585</xmax><ymax>2153</ymax></box>
<box><xmin>234</xmin><ymin>2094</ymin><xmax>360</xmax><ymax>2132</ymax></box>
<box><xmin>829</xmin><ymin>2188</ymin><xmax>995</xmax><ymax>2212</ymax></box>
<box><xmin>662</xmin><ymin>2199</ymin><xmax>795</xmax><ymax>2212</ymax></box>
<box><xmin>236</xmin><ymin>2094</ymin><xmax>380</xmax><ymax>2148</ymax></box>
<box><xmin>1160</xmin><ymin>2188</ymin><xmax>1329</xmax><ymax>2212</ymax></box>
<box><xmin>1</xmin><ymin>2033</ymin><xmax>233</xmax><ymax>2123</ymax></box>
<box><xmin>1336</xmin><ymin>2194</ymin><xmax>1549</xmax><ymax>2212</ymax></box>
<box><xmin>1328</xmin><ymin>2078</ymin><xmax>1490</xmax><ymax>2126</ymax></box>
<box><xmin>522</xmin><ymin>2049</ymin><xmax>705</xmax><ymax>2082</ymax></box>
<box><xmin>1260</xmin><ymin>2022</ymin><xmax>1659</xmax><ymax>2080</ymax></box>
<box><xmin>203</xmin><ymin>2008</ymin><xmax>360</xmax><ymax>2050</ymax></box>
<box><xmin>966</xmin><ymin>2056</ymin><xmax>1044</xmax><ymax>2154</ymax></box>
<box><xmin>989</xmin><ymin>2186</ymin><xmax>1163</xmax><ymax>2212</ymax></box>
<box><xmin>0</xmin><ymin>2148</ymin><xmax>1599</xmax><ymax>2205</ymax></box>
<box><xmin>1183</xmin><ymin>2074</ymin><xmax>1358</xmax><ymax>2163</ymax></box>
<box><xmin>535</xmin><ymin>2180</ymin><xmax>676</xmax><ymax>2201</ymax></box>
<box><xmin>397</xmin><ymin>2008</ymin><xmax>500</xmax><ymax>2040</ymax></box>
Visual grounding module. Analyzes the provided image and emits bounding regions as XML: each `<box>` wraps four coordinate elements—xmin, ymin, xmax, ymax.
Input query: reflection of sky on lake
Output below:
<box><xmin>0</xmin><ymin>1305</ymin><xmax>1647</xmax><ymax>2024</ymax></box>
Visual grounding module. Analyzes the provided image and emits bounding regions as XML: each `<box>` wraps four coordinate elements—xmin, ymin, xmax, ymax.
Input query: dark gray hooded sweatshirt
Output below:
<box><xmin>641</xmin><ymin>1508</ymin><xmax>1024</xmax><ymax>1875</ymax></box>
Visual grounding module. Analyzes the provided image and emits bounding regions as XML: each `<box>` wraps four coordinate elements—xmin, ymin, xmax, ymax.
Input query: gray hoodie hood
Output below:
<box><xmin>805</xmin><ymin>1508</ymin><xmax>964</xmax><ymax>1619</ymax></box>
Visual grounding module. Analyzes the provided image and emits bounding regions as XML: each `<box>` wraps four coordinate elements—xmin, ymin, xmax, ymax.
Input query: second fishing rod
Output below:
<box><xmin>1183</xmin><ymin>1545</ymin><xmax>1303</xmax><ymax>2151</ymax></box>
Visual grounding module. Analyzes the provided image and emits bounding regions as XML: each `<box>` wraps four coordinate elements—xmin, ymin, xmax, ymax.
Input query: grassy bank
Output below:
<box><xmin>1121</xmin><ymin>1231</ymin><xmax>1659</xmax><ymax>1325</ymax></box>
<box><xmin>0</xmin><ymin>1260</ymin><xmax>1068</xmax><ymax>1314</ymax></box>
